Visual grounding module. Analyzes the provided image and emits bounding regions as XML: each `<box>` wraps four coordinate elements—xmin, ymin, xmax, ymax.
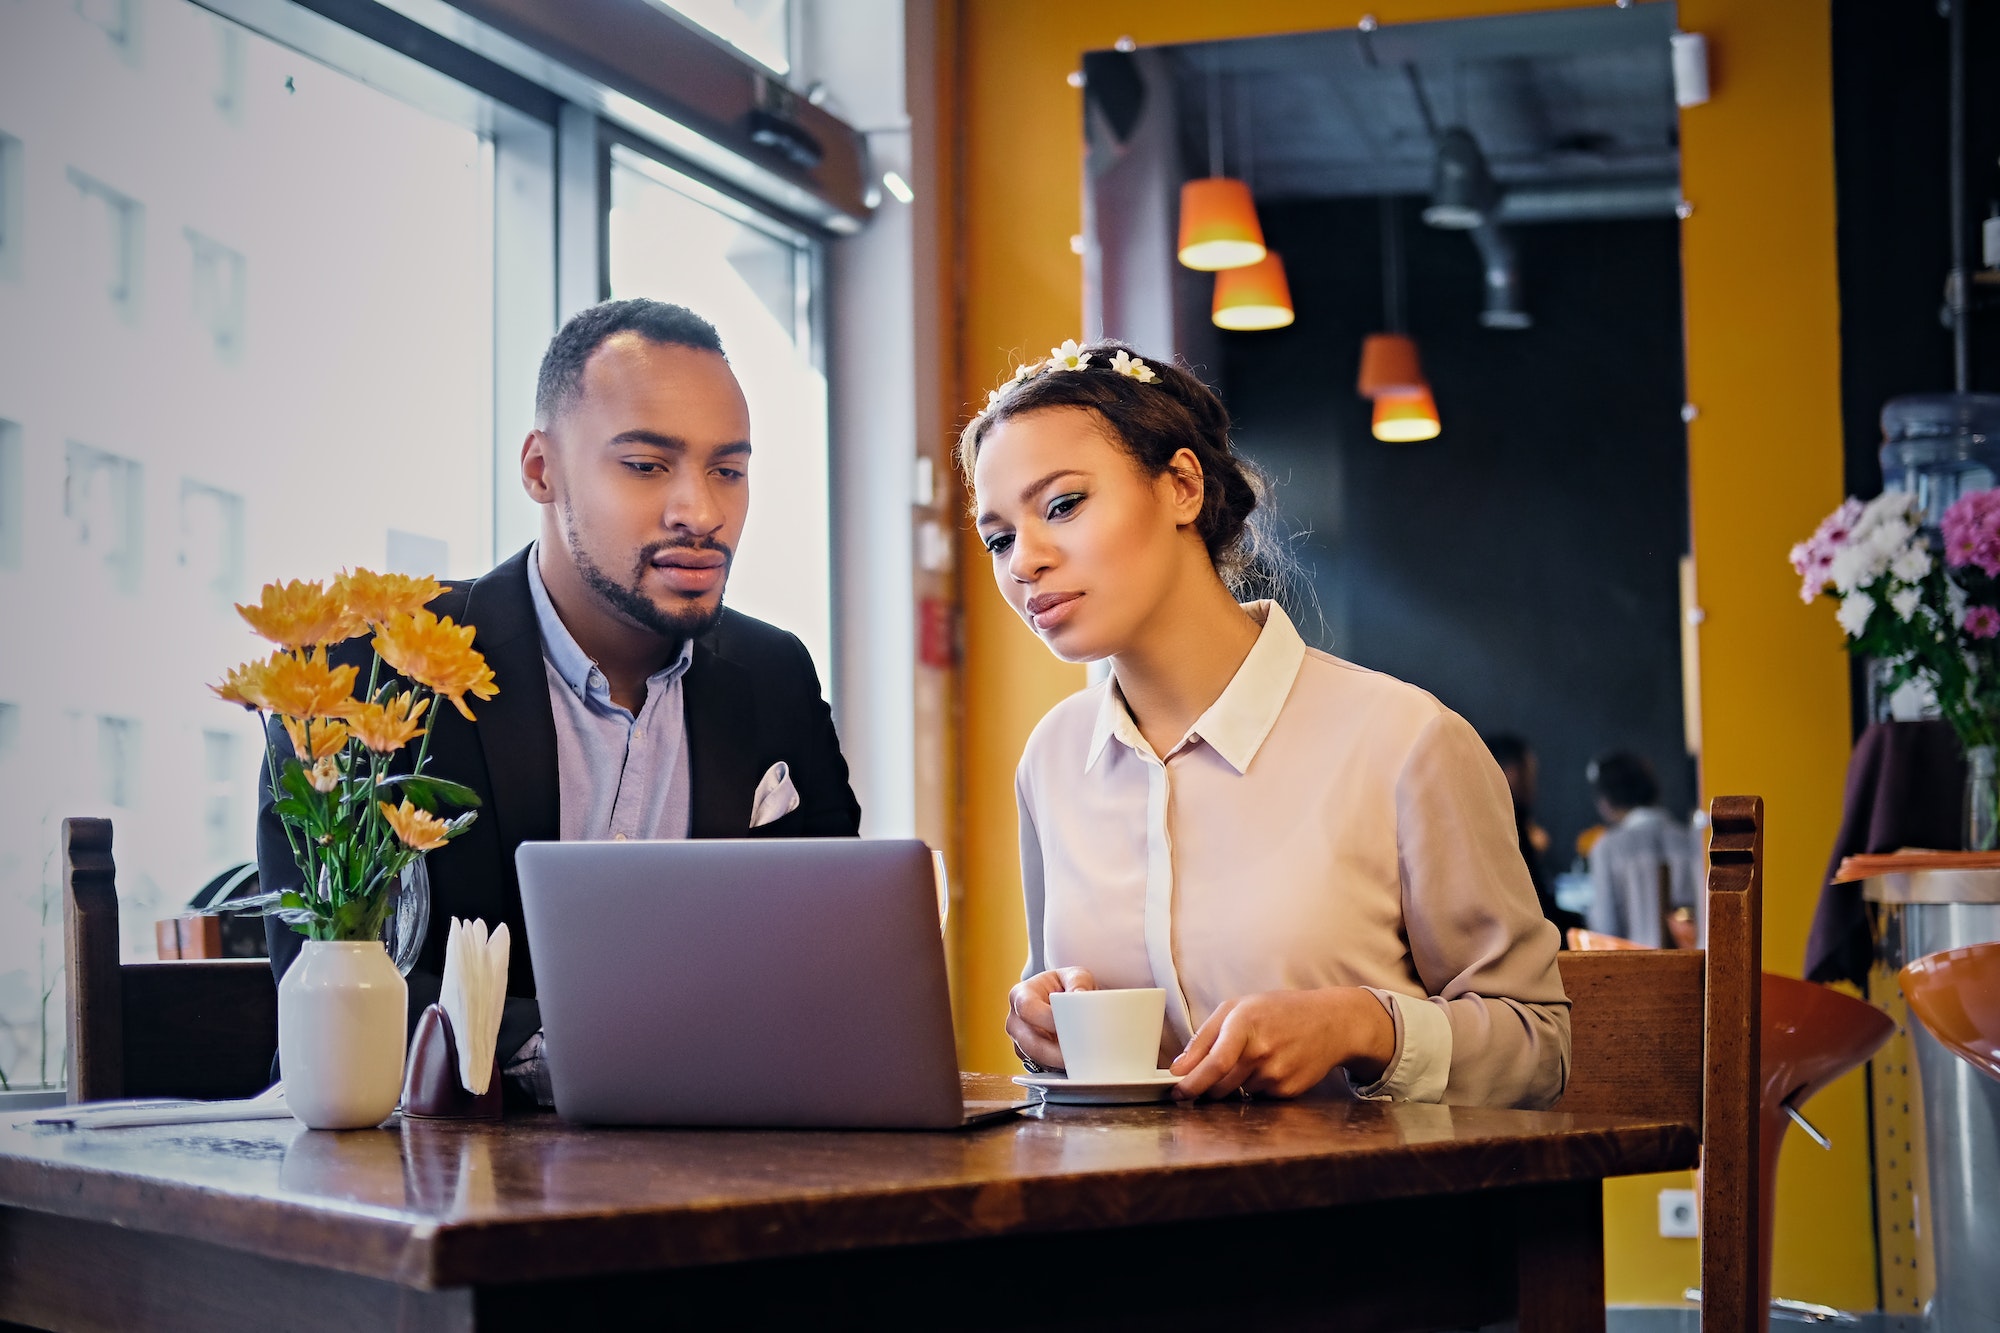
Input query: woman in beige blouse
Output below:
<box><xmin>963</xmin><ymin>339</ymin><xmax>1570</xmax><ymax>1108</ymax></box>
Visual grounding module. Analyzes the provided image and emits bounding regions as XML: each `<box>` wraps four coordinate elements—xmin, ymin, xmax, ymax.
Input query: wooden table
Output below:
<box><xmin>0</xmin><ymin>1075</ymin><xmax>1695</xmax><ymax>1332</ymax></box>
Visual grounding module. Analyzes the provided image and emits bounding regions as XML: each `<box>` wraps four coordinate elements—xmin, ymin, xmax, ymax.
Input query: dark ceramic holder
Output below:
<box><xmin>401</xmin><ymin>1004</ymin><xmax>502</xmax><ymax>1120</ymax></box>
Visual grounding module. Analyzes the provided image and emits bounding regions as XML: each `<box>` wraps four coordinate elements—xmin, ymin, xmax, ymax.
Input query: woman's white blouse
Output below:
<box><xmin>1016</xmin><ymin>601</ymin><xmax>1571</xmax><ymax>1108</ymax></box>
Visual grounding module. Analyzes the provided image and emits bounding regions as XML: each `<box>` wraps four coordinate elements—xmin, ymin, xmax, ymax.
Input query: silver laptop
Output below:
<box><xmin>516</xmin><ymin>838</ymin><xmax>1026</xmax><ymax>1129</ymax></box>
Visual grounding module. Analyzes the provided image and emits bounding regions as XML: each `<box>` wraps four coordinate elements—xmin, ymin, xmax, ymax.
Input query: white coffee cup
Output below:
<box><xmin>1049</xmin><ymin>987</ymin><xmax>1166</xmax><ymax>1082</ymax></box>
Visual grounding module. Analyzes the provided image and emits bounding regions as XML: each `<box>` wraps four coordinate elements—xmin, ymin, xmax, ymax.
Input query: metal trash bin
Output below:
<box><xmin>1867</xmin><ymin>870</ymin><xmax>2000</xmax><ymax>1332</ymax></box>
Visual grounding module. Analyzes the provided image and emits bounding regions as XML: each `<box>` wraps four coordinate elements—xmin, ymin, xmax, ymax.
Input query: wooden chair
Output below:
<box><xmin>62</xmin><ymin>817</ymin><xmax>278</xmax><ymax>1103</ymax></box>
<box><xmin>1556</xmin><ymin>794</ymin><xmax>1762</xmax><ymax>1332</ymax></box>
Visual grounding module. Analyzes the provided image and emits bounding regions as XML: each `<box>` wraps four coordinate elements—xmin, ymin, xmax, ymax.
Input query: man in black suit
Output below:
<box><xmin>261</xmin><ymin>300</ymin><xmax>860</xmax><ymax>1082</ymax></box>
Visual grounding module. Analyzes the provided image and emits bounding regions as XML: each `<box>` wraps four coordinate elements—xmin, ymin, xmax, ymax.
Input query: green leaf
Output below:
<box><xmin>273</xmin><ymin>797</ymin><xmax>315</xmax><ymax>823</ymax></box>
<box><xmin>279</xmin><ymin>760</ymin><xmax>315</xmax><ymax>803</ymax></box>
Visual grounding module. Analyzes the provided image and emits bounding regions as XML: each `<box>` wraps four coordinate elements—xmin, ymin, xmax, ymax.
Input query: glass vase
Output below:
<box><xmin>1965</xmin><ymin>745</ymin><xmax>1999</xmax><ymax>852</ymax></box>
<box><xmin>380</xmin><ymin>855</ymin><xmax>431</xmax><ymax>977</ymax></box>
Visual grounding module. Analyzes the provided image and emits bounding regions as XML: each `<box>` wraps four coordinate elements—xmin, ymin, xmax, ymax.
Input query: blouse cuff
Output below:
<box><xmin>1352</xmin><ymin>989</ymin><xmax>1452</xmax><ymax>1103</ymax></box>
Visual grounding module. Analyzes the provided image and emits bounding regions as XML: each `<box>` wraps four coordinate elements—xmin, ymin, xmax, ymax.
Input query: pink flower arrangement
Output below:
<box><xmin>1788</xmin><ymin>498</ymin><xmax>1864</xmax><ymax>604</ymax></box>
<box><xmin>1941</xmin><ymin>488</ymin><xmax>2000</xmax><ymax>578</ymax></box>
<box><xmin>1967</xmin><ymin>606</ymin><xmax>2000</xmax><ymax>640</ymax></box>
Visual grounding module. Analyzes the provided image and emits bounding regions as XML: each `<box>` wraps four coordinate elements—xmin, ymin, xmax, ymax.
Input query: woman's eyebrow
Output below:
<box><xmin>976</xmin><ymin>469</ymin><xmax>1089</xmax><ymax>527</ymax></box>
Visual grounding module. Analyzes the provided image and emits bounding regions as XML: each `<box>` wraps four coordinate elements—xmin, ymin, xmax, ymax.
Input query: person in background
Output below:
<box><xmin>1483</xmin><ymin>733</ymin><xmax>1584</xmax><ymax>941</ymax></box>
<box><xmin>1585</xmin><ymin>751</ymin><xmax>1697</xmax><ymax>947</ymax></box>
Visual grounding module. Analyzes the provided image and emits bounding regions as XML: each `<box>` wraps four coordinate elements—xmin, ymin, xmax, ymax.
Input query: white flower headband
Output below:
<box><xmin>983</xmin><ymin>340</ymin><xmax>1159</xmax><ymax>413</ymax></box>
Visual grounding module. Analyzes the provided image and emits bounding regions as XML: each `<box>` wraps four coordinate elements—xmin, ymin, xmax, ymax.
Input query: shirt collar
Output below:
<box><xmin>1085</xmin><ymin>600</ymin><xmax>1308</xmax><ymax>776</ymax></box>
<box><xmin>524</xmin><ymin>542</ymin><xmax>693</xmax><ymax>702</ymax></box>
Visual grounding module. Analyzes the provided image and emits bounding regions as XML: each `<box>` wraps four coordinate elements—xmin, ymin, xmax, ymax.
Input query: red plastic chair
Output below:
<box><xmin>1898</xmin><ymin>940</ymin><xmax>2000</xmax><ymax>1082</ymax></box>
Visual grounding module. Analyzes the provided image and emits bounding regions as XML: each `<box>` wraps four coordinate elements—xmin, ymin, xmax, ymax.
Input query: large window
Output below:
<box><xmin>0</xmin><ymin>0</ymin><xmax>850</xmax><ymax>1097</ymax></box>
<box><xmin>609</xmin><ymin>145</ymin><xmax>832</xmax><ymax>685</ymax></box>
<box><xmin>0</xmin><ymin>0</ymin><xmax>516</xmax><ymax>1090</ymax></box>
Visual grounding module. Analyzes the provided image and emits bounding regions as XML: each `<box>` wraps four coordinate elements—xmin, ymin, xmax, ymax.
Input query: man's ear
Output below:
<box><xmin>520</xmin><ymin>429</ymin><xmax>556</xmax><ymax>505</ymax></box>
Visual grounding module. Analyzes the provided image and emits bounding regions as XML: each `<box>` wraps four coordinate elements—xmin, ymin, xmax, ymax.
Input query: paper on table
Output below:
<box><xmin>439</xmin><ymin>917</ymin><xmax>509</xmax><ymax>1096</ymax></box>
<box><xmin>22</xmin><ymin>1084</ymin><xmax>291</xmax><ymax>1130</ymax></box>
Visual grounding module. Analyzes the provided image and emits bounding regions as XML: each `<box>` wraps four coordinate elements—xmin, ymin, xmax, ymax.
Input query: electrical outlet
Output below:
<box><xmin>1658</xmin><ymin>1188</ymin><xmax>1698</xmax><ymax>1238</ymax></box>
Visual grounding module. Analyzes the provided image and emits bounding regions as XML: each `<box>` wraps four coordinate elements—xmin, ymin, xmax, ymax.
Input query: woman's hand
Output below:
<box><xmin>1006</xmin><ymin>967</ymin><xmax>1097</xmax><ymax>1070</ymax></box>
<box><xmin>1170</xmin><ymin>987</ymin><xmax>1396</xmax><ymax>1100</ymax></box>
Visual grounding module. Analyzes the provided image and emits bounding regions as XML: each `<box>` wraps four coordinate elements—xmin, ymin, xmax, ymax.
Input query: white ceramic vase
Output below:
<box><xmin>279</xmin><ymin>940</ymin><xmax>408</xmax><ymax>1130</ymax></box>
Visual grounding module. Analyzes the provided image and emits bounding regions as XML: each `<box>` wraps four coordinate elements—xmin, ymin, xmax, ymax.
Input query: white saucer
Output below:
<box><xmin>1011</xmin><ymin>1071</ymin><xmax>1182</xmax><ymax>1105</ymax></box>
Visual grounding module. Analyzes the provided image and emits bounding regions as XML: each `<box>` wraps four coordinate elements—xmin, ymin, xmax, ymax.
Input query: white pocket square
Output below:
<box><xmin>750</xmin><ymin>761</ymin><xmax>801</xmax><ymax>828</ymax></box>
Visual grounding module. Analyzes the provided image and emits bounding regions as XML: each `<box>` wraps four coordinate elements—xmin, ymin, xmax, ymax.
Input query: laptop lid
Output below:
<box><xmin>516</xmin><ymin>838</ymin><xmax>969</xmax><ymax>1129</ymax></box>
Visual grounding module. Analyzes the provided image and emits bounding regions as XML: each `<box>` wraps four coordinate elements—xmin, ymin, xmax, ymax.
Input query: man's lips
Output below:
<box><xmin>1025</xmin><ymin>590</ymin><xmax>1081</xmax><ymax>630</ymax></box>
<box><xmin>648</xmin><ymin>548</ymin><xmax>728</xmax><ymax>594</ymax></box>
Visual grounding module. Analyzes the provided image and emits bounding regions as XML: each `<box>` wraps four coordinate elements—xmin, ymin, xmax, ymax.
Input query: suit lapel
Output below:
<box><xmin>463</xmin><ymin>548</ymin><xmax>560</xmax><ymax>850</ymax></box>
<box><xmin>684</xmin><ymin>640</ymin><xmax>760</xmax><ymax>838</ymax></box>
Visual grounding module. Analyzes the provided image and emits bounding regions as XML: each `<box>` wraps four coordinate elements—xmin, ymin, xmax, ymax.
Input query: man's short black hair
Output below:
<box><xmin>534</xmin><ymin>299</ymin><xmax>725</xmax><ymax>427</ymax></box>
<box><xmin>1588</xmin><ymin>751</ymin><xmax>1660</xmax><ymax>812</ymax></box>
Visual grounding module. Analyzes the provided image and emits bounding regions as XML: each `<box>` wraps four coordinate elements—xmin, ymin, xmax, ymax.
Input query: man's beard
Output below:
<box><xmin>563</xmin><ymin>520</ymin><xmax>731</xmax><ymax>645</ymax></box>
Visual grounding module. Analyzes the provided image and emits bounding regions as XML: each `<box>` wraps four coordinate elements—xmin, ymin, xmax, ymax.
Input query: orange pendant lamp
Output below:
<box><xmin>1178</xmin><ymin>64</ymin><xmax>1266</xmax><ymax>272</ymax></box>
<box><xmin>1212</xmin><ymin>251</ymin><xmax>1294</xmax><ymax>330</ymax></box>
<box><xmin>1360</xmin><ymin>198</ymin><xmax>1441</xmax><ymax>443</ymax></box>
<box><xmin>1178</xmin><ymin>177</ymin><xmax>1267</xmax><ymax>271</ymax></box>
<box><xmin>1372</xmin><ymin>388</ymin><xmax>1442</xmax><ymax>443</ymax></box>
<box><xmin>1356</xmin><ymin>332</ymin><xmax>1424</xmax><ymax>397</ymax></box>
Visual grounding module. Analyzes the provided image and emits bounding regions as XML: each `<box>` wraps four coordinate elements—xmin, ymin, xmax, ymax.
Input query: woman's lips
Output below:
<box><xmin>1025</xmin><ymin>590</ymin><xmax>1081</xmax><ymax>631</ymax></box>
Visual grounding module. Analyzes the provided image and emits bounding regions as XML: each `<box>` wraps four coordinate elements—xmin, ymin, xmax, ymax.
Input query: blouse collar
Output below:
<box><xmin>1086</xmin><ymin>600</ymin><xmax>1308</xmax><ymax>776</ymax></box>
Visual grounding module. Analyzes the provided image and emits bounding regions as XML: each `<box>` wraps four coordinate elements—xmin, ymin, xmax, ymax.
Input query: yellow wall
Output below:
<box><xmin>946</xmin><ymin>0</ymin><xmax>1869</xmax><ymax>1310</ymax></box>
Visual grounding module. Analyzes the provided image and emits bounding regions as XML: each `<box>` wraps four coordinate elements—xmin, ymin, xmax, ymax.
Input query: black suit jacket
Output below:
<box><xmin>261</xmin><ymin>546</ymin><xmax>862</xmax><ymax>1058</ymax></box>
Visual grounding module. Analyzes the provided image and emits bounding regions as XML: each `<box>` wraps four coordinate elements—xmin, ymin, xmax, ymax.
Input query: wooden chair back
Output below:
<box><xmin>63</xmin><ymin>818</ymin><xmax>278</xmax><ymax>1103</ymax></box>
<box><xmin>1556</xmin><ymin>795</ymin><xmax>1762</xmax><ymax>1332</ymax></box>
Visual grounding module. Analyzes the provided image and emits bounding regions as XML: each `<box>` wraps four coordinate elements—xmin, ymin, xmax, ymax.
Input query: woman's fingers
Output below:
<box><xmin>1052</xmin><ymin>966</ymin><xmax>1098</xmax><ymax>993</ymax></box>
<box><xmin>1172</xmin><ymin>1012</ymin><xmax>1247</xmax><ymax>1098</ymax></box>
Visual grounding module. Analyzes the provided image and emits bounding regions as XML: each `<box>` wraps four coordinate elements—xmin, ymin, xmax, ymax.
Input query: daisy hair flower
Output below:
<box><xmin>334</xmin><ymin>568</ymin><xmax>443</xmax><ymax>628</ymax></box>
<box><xmin>378</xmin><ymin>798</ymin><xmax>452</xmax><ymax>852</ymax></box>
<box><xmin>1109</xmin><ymin>349</ymin><xmax>1158</xmax><ymax>383</ymax></box>
<box><xmin>235</xmin><ymin>579</ymin><xmax>364</xmax><ymax>650</ymax></box>
<box><xmin>1048</xmin><ymin>339</ymin><xmax>1091</xmax><ymax>372</ymax></box>
<box><xmin>372</xmin><ymin>611</ymin><xmax>499</xmax><ymax>720</ymax></box>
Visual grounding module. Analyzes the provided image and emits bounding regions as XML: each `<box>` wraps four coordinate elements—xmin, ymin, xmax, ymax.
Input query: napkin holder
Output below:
<box><xmin>401</xmin><ymin>1004</ymin><xmax>501</xmax><ymax>1120</ymax></box>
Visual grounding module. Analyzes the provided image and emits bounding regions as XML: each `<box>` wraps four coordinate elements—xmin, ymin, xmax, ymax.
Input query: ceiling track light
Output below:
<box><xmin>1423</xmin><ymin>127</ymin><xmax>1499</xmax><ymax>231</ymax></box>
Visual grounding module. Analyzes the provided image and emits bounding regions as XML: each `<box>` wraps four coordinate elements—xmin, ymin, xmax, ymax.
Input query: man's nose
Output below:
<box><xmin>662</xmin><ymin>474</ymin><xmax>724</xmax><ymax>537</ymax></box>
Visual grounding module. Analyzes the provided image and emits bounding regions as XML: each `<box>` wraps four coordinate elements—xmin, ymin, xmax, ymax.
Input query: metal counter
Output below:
<box><xmin>1866</xmin><ymin>871</ymin><xmax>2000</xmax><ymax>1332</ymax></box>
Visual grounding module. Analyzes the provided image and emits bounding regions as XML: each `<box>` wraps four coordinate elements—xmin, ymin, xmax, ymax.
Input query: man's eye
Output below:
<box><xmin>624</xmin><ymin>460</ymin><xmax>667</xmax><ymax>475</ymax></box>
<box><xmin>982</xmin><ymin>533</ymin><xmax>1013</xmax><ymax>556</ymax></box>
<box><xmin>1047</xmin><ymin>492</ymin><xmax>1084</xmax><ymax>520</ymax></box>
<box><xmin>714</xmin><ymin>467</ymin><xmax>746</xmax><ymax>481</ymax></box>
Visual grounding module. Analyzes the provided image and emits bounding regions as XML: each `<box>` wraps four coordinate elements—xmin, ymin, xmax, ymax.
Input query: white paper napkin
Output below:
<box><xmin>439</xmin><ymin>917</ymin><xmax>510</xmax><ymax>1096</ymax></box>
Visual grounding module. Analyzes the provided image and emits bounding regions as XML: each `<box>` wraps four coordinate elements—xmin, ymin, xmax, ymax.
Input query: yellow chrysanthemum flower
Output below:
<box><xmin>372</xmin><ymin>612</ymin><xmax>499</xmax><ymax>721</ymax></box>
<box><xmin>307</xmin><ymin>756</ymin><xmax>342</xmax><ymax>793</ymax></box>
<box><xmin>282</xmin><ymin>715</ymin><xmax>351</xmax><ymax>761</ymax></box>
<box><xmin>236</xmin><ymin>579</ymin><xmax>364</xmax><ymax>649</ymax></box>
<box><xmin>379</xmin><ymin>798</ymin><xmax>451</xmax><ymax>852</ymax></box>
<box><xmin>258</xmin><ymin>648</ymin><xmax>360</xmax><ymax>721</ymax></box>
<box><xmin>211</xmin><ymin>653</ymin><xmax>281</xmax><ymax>710</ymax></box>
<box><xmin>346</xmin><ymin>692</ymin><xmax>429</xmax><ymax>753</ymax></box>
<box><xmin>334</xmin><ymin>568</ymin><xmax>443</xmax><ymax>628</ymax></box>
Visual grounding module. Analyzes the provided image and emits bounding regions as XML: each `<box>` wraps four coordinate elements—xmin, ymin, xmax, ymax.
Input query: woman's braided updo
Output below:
<box><xmin>956</xmin><ymin>340</ymin><xmax>1274</xmax><ymax>593</ymax></box>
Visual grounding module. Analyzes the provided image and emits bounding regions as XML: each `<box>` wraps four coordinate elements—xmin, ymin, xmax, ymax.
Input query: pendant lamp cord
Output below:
<box><xmin>1208</xmin><ymin>57</ymin><xmax>1224</xmax><ymax>179</ymax></box>
<box><xmin>1949</xmin><ymin>0</ymin><xmax>1969</xmax><ymax>392</ymax></box>
<box><xmin>1382</xmin><ymin>195</ymin><xmax>1405</xmax><ymax>334</ymax></box>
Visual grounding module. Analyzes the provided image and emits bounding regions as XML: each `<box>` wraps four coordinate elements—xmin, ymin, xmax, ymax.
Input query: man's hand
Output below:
<box><xmin>1006</xmin><ymin>967</ymin><xmax>1097</xmax><ymax>1070</ymax></box>
<box><xmin>1169</xmin><ymin>987</ymin><xmax>1396</xmax><ymax>1100</ymax></box>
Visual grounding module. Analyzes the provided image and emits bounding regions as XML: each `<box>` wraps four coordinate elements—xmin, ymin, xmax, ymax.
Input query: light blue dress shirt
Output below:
<box><xmin>524</xmin><ymin>544</ymin><xmax>694</xmax><ymax>843</ymax></box>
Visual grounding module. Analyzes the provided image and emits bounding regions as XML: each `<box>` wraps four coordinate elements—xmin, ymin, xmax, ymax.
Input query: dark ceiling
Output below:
<box><xmin>1153</xmin><ymin>3</ymin><xmax>1681</xmax><ymax>204</ymax></box>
